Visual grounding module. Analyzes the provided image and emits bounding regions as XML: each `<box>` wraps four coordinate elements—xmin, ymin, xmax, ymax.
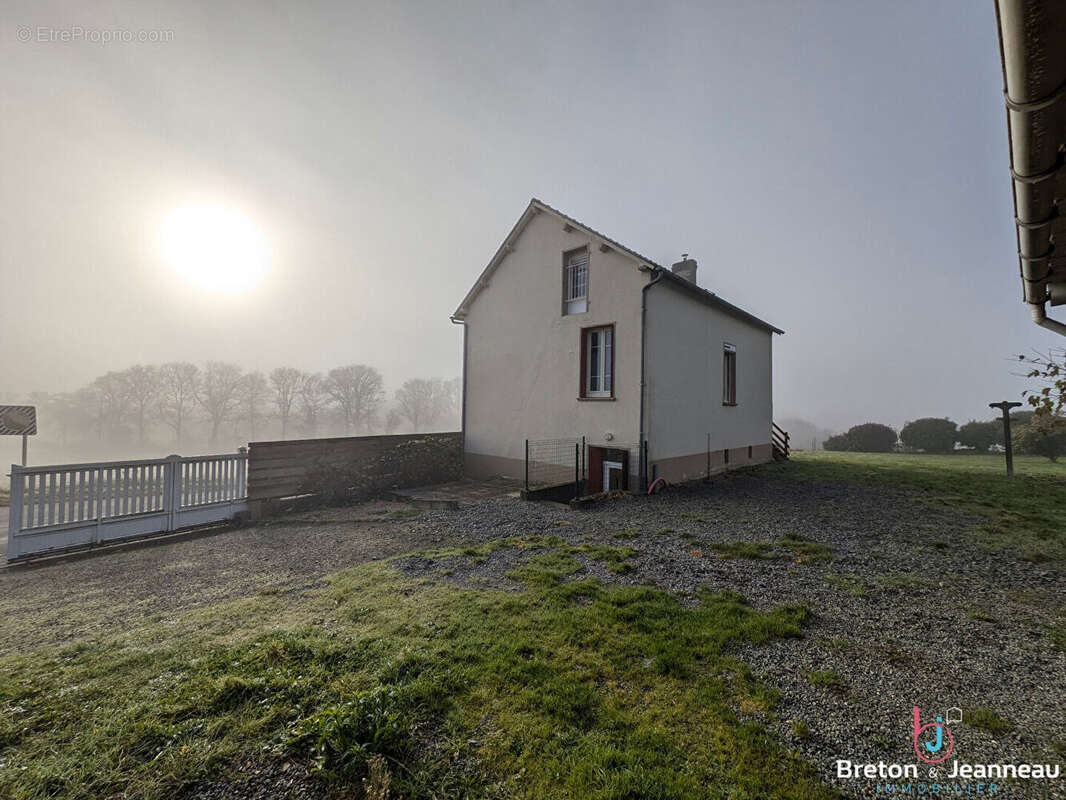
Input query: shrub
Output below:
<box><xmin>958</xmin><ymin>420</ymin><xmax>1002</xmax><ymax>453</ymax></box>
<box><xmin>1014</xmin><ymin>417</ymin><xmax>1066</xmax><ymax>462</ymax></box>
<box><xmin>900</xmin><ymin>418</ymin><xmax>957</xmax><ymax>453</ymax></box>
<box><xmin>823</xmin><ymin>433</ymin><xmax>853</xmax><ymax>452</ymax></box>
<box><xmin>822</xmin><ymin>423</ymin><xmax>897</xmax><ymax>452</ymax></box>
<box><xmin>843</xmin><ymin>423</ymin><xmax>897</xmax><ymax>452</ymax></box>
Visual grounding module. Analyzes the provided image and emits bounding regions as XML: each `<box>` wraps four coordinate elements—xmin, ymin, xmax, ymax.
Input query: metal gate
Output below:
<box><xmin>6</xmin><ymin>450</ymin><xmax>247</xmax><ymax>561</ymax></box>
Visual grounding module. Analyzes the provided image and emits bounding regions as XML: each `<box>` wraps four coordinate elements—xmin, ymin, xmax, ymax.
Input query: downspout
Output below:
<box><xmin>639</xmin><ymin>268</ymin><xmax>664</xmax><ymax>491</ymax></box>
<box><xmin>1031</xmin><ymin>303</ymin><xmax>1066</xmax><ymax>336</ymax></box>
<box><xmin>450</xmin><ymin>316</ymin><xmax>468</xmax><ymax>470</ymax></box>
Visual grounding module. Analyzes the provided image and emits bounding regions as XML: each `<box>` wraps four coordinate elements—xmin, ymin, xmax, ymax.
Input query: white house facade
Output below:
<box><xmin>451</xmin><ymin>199</ymin><xmax>783</xmax><ymax>491</ymax></box>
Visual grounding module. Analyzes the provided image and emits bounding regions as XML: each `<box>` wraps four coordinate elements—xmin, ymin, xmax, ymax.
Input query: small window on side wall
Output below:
<box><xmin>722</xmin><ymin>343</ymin><xmax>737</xmax><ymax>405</ymax></box>
<box><xmin>581</xmin><ymin>325</ymin><xmax>613</xmax><ymax>398</ymax></box>
<box><xmin>564</xmin><ymin>247</ymin><xmax>588</xmax><ymax>315</ymax></box>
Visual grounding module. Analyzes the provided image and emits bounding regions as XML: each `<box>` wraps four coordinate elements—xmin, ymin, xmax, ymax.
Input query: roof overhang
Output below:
<box><xmin>995</xmin><ymin>0</ymin><xmax>1066</xmax><ymax>335</ymax></box>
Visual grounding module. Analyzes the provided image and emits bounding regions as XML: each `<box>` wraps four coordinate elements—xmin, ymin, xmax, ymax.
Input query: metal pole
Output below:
<box><xmin>989</xmin><ymin>401</ymin><xmax>1022</xmax><ymax>477</ymax></box>
<box><xmin>524</xmin><ymin>439</ymin><xmax>529</xmax><ymax>493</ymax></box>
<box><xmin>21</xmin><ymin>434</ymin><xmax>27</xmax><ymax>466</ymax></box>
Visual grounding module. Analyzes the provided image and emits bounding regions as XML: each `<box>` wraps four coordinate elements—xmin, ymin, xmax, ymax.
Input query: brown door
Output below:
<box><xmin>587</xmin><ymin>446</ymin><xmax>604</xmax><ymax>493</ymax></box>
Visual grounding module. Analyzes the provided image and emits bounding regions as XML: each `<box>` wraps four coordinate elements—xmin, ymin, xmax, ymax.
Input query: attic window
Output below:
<box><xmin>564</xmin><ymin>247</ymin><xmax>588</xmax><ymax>314</ymax></box>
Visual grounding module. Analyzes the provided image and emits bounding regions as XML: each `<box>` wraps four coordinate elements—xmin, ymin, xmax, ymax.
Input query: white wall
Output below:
<box><xmin>462</xmin><ymin>210</ymin><xmax>646</xmax><ymax>464</ymax></box>
<box><xmin>644</xmin><ymin>284</ymin><xmax>774</xmax><ymax>461</ymax></box>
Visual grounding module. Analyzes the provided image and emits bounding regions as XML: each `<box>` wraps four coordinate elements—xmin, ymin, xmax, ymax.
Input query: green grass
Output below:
<box><xmin>772</xmin><ymin>452</ymin><xmax>1066</xmax><ymax>563</ymax></box>
<box><xmin>780</xmin><ymin>534</ymin><xmax>834</xmax><ymax>564</ymax></box>
<box><xmin>965</xmin><ymin>707</ymin><xmax>1014</xmax><ymax>735</ymax></box>
<box><xmin>576</xmin><ymin>544</ymin><xmax>637</xmax><ymax>574</ymax></box>
<box><xmin>805</xmin><ymin>669</ymin><xmax>844</xmax><ymax>689</ymax></box>
<box><xmin>825</xmin><ymin>572</ymin><xmax>868</xmax><ymax>598</ymax></box>
<box><xmin>0</xmin><ymin>551</ymin><xmax>835</xmax><ymax>800</ymax></box>
<box><xmin>709</xmin><ymin>541</ymin><xmax>775</xmax><ymax>560</ymax></box>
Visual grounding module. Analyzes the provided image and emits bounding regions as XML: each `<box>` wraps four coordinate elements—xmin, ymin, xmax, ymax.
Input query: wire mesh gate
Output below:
<box><xmin>524</xmin><ymin>437</ymin><xmax>586</xmax><ymax>497</ymax></box>
<box><xmin>524</xmin><ymin>437</ymin><xmax>647</xmax><ymax>499</ymax></box>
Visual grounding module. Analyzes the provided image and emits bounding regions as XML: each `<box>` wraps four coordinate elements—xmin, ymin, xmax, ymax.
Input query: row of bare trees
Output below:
<box><xmin>23</xmin><ymin>362</ymin><xmax>460</xmax><ymax>455</ymax></box>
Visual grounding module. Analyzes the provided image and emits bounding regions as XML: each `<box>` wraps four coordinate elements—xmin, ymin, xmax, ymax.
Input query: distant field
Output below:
<box><xmin>794</xmin><ymin>449</ymin><xmax>1066</xmax><ymax>477</ymax></box>
<box><xmin>780</xmin><ymin>450</ymin><xmax>1066</xmax><ymax>562</ymax></box>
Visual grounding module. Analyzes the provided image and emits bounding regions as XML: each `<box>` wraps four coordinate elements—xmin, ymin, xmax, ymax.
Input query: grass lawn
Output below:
<box><xmin>0</xmin><ymin>550</ymin><xmax>832</xmax><ymax>800</ymax></box>
<box><xmin>779</xmin><ymin>451</ymin><xmax>1066</xmax><ymax>562</ymax></box>
<box><xmin>4</xmin><ymin>451</ymin><xmax>1061</xmax><ymax>799</ymax></box>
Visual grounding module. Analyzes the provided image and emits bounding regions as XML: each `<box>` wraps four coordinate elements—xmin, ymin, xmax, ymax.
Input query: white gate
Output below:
<box><xmin>6</xmin><ymin>451</ymin><xmax>247</xmax><ymax>562</ymax></box>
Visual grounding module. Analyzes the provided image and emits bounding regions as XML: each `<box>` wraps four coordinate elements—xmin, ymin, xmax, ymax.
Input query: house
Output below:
<box><xmin>450</xmin><ymin>199</ymin><xmax>785</xmax><ymax>492</ymax></box>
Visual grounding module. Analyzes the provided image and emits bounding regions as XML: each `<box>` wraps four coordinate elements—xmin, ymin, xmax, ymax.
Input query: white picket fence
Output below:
<box><xmin>6</xmin><ymin>451</ymin><xmax>247</xmax><ymax>561</ymax></box>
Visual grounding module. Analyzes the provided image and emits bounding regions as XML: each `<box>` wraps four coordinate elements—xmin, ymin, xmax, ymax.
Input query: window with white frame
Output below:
<box><xmin>564</xmin><ymin>247</ymin><xmax>588</xmax><ymax>314</ymax></box>
<box><xmin>582</xmin><ymin>325</ymin><xmax>613</xmax><ymax>397</ymax></box>
<box><xmin>722</xmin><ymin>343</ymin><xmax>737</xmax><ymax>405</ymax></box>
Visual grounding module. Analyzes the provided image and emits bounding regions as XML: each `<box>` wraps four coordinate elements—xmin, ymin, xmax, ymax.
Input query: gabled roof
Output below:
<box><xmin>451</xmin><ymin>198</ymin><xmax>783</xmax><ymax>335</ymax></box>
<box><xmin>653</xmin><ymin>268</ymin><xmax>783</xmax><ymax>335</ymax></box>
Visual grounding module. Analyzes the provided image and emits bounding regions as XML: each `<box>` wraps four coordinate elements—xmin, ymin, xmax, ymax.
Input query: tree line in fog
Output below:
<box><xmin>823</xmin><ymin>412</ymin><xmax>1066</xmax><ymax>460</ymax></box>
<box><xmin>13</xmin><ymin>362</ymin><xmax>460</xmax><ymax>454</ymax></box>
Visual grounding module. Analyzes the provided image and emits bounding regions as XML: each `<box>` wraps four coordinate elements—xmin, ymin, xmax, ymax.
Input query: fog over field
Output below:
<box><xmin>0</xmin><ymin>0</ymin><xmax>1053</xmax><ymax>469</ymax></box>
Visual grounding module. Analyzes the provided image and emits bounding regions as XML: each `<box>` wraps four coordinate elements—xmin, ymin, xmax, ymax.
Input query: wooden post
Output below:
<box><xmin>989</xmin><ymin>401</ymin><xmax>1022</xmax><ymax>477</ymax></box>
<box><xmin>8</xmin><ymin>464</ymin><xmax>24</xmax><ymax>560</ymax></box>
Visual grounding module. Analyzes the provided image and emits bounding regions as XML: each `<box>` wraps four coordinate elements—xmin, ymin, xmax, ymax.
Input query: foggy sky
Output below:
<box><xmin>0</xmin><ymin>0</ymin><xmax>1054</xmax><ymax>439</ymax></box>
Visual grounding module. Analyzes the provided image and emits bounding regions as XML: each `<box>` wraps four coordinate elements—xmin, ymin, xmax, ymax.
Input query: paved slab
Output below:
<box><xmin>390</xmin><ymin>477</ymin><xmax>523</xmax><ymax>507</ymax></box>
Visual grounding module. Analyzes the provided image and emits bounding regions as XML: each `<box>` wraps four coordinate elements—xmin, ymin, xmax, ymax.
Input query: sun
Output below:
<box><xmin>161</xmin><ymin>205</ymin><xmax>270</xmax><ymax>292</ymax></box>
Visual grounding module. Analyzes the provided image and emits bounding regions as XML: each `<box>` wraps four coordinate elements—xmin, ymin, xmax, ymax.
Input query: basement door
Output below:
<box><xmin>587</xmin><ymin>446</ymin><xmax>629</xmax><ymax>493</ymax></box>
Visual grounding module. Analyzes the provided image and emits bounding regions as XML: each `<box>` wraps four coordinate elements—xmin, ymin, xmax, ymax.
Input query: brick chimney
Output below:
<box><xmin>671</xmin><ymin>254</ymin><xmax>697</xmax><ymax>284</ymax></box>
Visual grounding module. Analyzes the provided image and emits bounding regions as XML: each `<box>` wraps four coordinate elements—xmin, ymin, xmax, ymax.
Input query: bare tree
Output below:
<box><xmin>158</xmin><ymin>362</ymin><xmax>200</xmax><ymax>446</ymax></box>
<box><xmin>122</xmin><ymin>364</ymin><xmax>160</xmax><ymax>445</ymax></box>
<box><xmin>297</xmin><ymin>372</ymin><xmax>328</xmax><ymax>437</ymax></box>
<box><xmin>92</xmin><ymin>371</ymin><xmax>132</xmax><ymax>440</ymax></box>
<box><xmin>241</xmin><ymin>371</ymin><xmax>269</xmax><ymax>441</ymax></box>
<box><xmin>385</xmin><ymin>407</ymin><xmax>402</xmax><ymax>434</ymax></box>
<box><xmin>395</xmin><ymin>377</ymin><xmax>461</xmax><ymax>432</ymax></box>
<box><xmin>198</xmin><ymin>361</ymin><xmax>244</xmax><ymax>444</ymax></box>
<box><xmin>440</xmin><ymin>376</ymin><xmax>461</xmax><ymax>427</ymax></box>
<box><xmin>44</xmin><ymin>391</ymin><xmax>83</xmax><ymax>446</ymax></box>
<box><xmin>395</xmin><ymin>378</ymin><xmax>440</xmax><ymax>432</ymax></box>
<box><xmin>270</xmin><ymin>367</ymin><xmax>303</xmax><ymax>439</ymax></box>
<box><xmin>326</xmin><ymin>364</ymin><xmax>384</xmax><ymax>434</ymax></box>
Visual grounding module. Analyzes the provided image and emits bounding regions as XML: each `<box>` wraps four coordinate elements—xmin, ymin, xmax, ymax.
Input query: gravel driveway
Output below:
<box><xmin>3</xmin><ymin>472</ymin><xmax>1063</xmax><ymax>799</ymax></box>
<box><xmin>0</xmin><ymin>500</ymin><xmax>480</xmax><ymax>656</ymax></box>
<box><xmin>395</xmin><ymin>474</ymin><xmax>1066</xmax><ymax>800</ymax></box>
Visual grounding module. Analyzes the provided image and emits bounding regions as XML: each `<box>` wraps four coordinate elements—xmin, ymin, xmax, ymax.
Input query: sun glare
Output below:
<box><xmin>161</xmin><ymin>205</ymin><xmax>270</xmax><ymax>293</ymax></box>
